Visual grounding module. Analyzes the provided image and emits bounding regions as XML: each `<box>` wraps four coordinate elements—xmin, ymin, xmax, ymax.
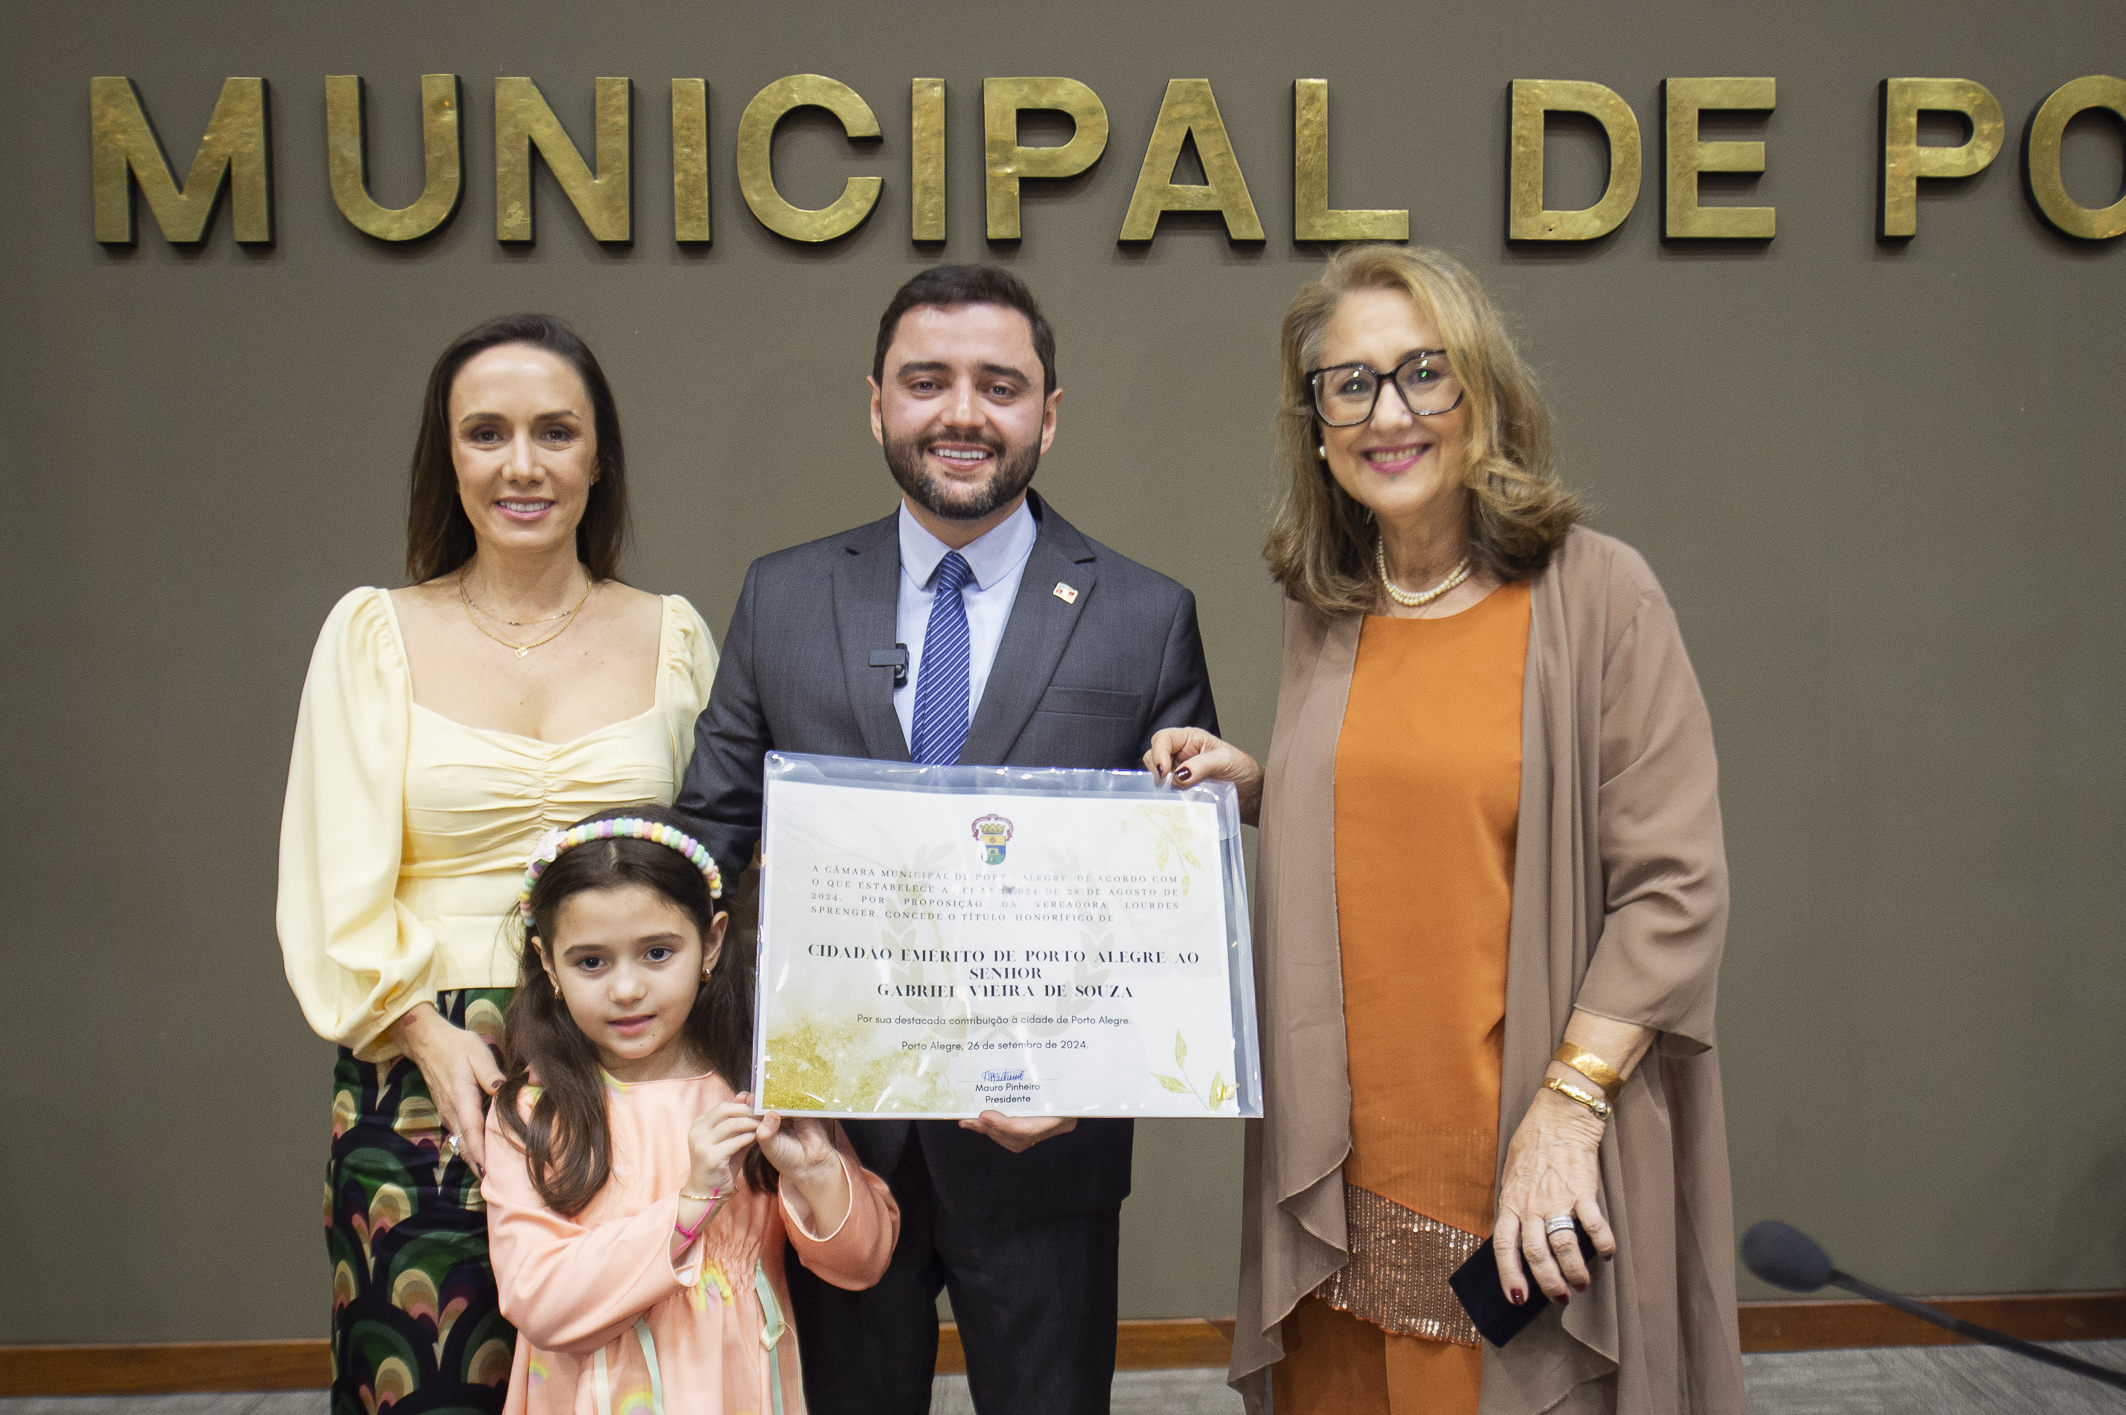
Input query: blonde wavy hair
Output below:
<box><xmin>1266</xmin><ymin>245</ymin><xmax>1581</xmax><ymax>615</ymax></box>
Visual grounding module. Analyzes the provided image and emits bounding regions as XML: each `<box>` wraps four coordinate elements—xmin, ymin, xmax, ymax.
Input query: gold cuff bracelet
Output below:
<box><xmin>1552</xmin><ymin>1043</ymin><xmax>1625</xmax><ymax>1098</ymax></box>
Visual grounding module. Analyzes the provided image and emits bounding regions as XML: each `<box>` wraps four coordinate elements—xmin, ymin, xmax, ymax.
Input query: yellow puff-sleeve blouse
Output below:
<box><xmin>277</xmin><ymin>587</ymin><xmax>718</xmax><ymax>1059</ymax></box>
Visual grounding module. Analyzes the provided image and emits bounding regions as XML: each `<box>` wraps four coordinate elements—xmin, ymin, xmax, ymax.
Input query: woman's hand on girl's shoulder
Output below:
<box><xmin>1144</xmin><ymin>728</ymin><xmax>1264</xmax><ymax>825</ymax></box>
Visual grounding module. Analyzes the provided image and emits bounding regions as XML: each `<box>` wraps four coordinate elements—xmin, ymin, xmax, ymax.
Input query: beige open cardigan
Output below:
<box><xmin>1232</xmin><ymin>527</ymin><xmax>1745</xmax><ymax>1414</ymax></box>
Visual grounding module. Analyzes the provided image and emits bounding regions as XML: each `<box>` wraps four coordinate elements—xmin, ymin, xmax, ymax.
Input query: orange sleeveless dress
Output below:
<box><xmin>1273</xmin><ymin>582</ymin><xmax>1530</xmax><ymax>1415</ymax></box>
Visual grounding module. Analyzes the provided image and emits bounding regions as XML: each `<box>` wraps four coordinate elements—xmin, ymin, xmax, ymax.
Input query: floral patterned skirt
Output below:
<box><xmin>327</xmin><ymin>988</ymin><xmax>515</xmax><ymax>1415</ymax></box>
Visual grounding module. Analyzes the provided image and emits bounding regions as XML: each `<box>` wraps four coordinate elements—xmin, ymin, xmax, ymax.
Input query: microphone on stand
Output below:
<box><xmin>1740</xmin><ymin>1221</ymin><xmax>2126</xmax><ymax>1392</ymax></box>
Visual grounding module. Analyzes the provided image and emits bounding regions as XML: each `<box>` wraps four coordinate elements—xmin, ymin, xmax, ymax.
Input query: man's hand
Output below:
<box><xmin>958</xmin><ymin>1111</ymin><xmax>1079</xmax><ymax>1154</ymax></box>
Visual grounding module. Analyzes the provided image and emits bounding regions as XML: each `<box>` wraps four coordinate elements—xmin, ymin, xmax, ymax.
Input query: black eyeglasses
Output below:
<box><xmin>1306</xmin><ymin>351</ymin><xmax>1463</xmax><ymax>427</ymax></box>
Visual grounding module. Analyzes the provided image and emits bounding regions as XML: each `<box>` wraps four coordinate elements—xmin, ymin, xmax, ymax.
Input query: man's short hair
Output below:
<box><xmin>873</xmin><ymin>264</ymin><xmax>1058</xmax><ymax>396</ymax></box>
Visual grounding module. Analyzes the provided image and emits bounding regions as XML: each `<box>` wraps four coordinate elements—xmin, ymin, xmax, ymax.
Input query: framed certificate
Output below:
<box><xmin>752</xmin><ymin>751</ymin><xmax>1262</xmax><ymax>1118</ymax></box>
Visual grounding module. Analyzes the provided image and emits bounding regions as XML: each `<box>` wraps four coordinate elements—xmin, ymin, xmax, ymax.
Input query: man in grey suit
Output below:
<box><xmin>675</xmin><ymin>265</ymin><xmax>1218</xmax><ymax>1415</ymax></box>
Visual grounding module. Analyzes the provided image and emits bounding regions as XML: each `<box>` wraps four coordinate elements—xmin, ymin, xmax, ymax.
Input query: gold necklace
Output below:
<box><xmin>459</xmin><ymin>569</ymin><xmax>593</xmax><ymax>658</ymax></box>
<box><xmin>1375</xmin><ymin>538</ymin><xmax>1470</xmax><ymax>609</ymax></box>
<box><xmin>463</xmin><ymin>589</ymin><xmax>579</xmax><ymax>626</ymax></box>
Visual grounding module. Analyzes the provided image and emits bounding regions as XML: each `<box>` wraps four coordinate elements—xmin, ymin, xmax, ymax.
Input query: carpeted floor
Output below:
<box><xmin>1735</xmin><ymin>1338</ymin><xmax>2126</xmax><ymax>1415</ymax></box>
<box><xmin>5</xmin><ymin>1341</ymin><xmax>2124</xmax><ymax>1415</ymax></box>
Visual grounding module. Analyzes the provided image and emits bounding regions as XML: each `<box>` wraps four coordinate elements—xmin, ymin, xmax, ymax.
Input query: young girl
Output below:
<box><xmin>484</xmin><ymin>804</ymin><xmax>898</xmax><ymax>1415</ymax></box>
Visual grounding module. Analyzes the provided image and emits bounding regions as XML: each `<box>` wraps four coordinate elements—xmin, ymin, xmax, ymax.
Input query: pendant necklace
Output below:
<box><xmin>459</xmin><ymin>567</ymin><xmax>593</xmax><ymax>657</ymax></box>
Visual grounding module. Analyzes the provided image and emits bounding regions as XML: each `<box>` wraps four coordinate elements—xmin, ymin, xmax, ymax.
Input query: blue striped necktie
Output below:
<box><xmin>909</xmin><ymin>551</ymin><xmax>974</xmax><ymax>765</ymax></box>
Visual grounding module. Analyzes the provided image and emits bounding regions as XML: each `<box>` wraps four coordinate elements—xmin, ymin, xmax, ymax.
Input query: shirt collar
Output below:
<box><xmin>897</xmin><ymin>497</ymin><xmax>1037</xmax><ymax>592</ymax></box>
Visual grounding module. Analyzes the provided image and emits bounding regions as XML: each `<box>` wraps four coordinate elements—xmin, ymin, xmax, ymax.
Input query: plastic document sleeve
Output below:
<box><xmin>751</xmin><ymin>751</ymin><xmax>1262</xmax><ymax>1119</ymax></box>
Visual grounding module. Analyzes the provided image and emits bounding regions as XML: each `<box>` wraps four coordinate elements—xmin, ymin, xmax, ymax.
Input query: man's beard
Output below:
<box><xmin>884</xmin><ymin>428</ymin><xmax>1041</xmax><ymax>522</ymax></box>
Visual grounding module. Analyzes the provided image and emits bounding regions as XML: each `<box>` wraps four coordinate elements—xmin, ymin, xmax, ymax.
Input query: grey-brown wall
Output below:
<box><xmin>4</xmin><ymin>0</ymin><xmax>2123</xmax><ymax>1345</ymax></box>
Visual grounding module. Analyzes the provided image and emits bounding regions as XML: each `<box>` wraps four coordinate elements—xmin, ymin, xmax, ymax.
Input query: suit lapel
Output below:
<box><xmin>958</xmin><ymin>497</ymin><xmax>1098</xmax><ymax>765</ymax></box>
<box><xmin>832</xmin><ymin>513</ymin><xmax>912</xmax><ymax>761</ymax></box>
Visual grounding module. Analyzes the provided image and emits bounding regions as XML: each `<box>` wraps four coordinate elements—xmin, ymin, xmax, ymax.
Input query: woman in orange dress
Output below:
<box><xmin>1150</xmin><ymin>246</ymin><xmax>1742</xmax><ymax>1414</ymax></box>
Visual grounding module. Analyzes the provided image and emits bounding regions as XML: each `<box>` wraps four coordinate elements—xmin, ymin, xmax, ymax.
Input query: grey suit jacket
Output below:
<box><xmin>676</xmin><ymin>491</ymin><xmax>1218</xmax><ymax>1223</ymax></box>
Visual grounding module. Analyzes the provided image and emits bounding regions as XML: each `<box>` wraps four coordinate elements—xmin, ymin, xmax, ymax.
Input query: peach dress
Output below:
<box><xmin>484</xmin><ymin>1071</ymin><xmax>900</xmax><ymax>1415</ymax></box>
<box><xmin>1274</xmin><ymin>582</ymin><xmax>1530</xmax><ymax>1415</ymax></box>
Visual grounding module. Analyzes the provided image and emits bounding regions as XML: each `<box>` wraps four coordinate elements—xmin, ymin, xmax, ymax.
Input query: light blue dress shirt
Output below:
<box><xmin>894</xmin><ymin>498</ymin><xmax>1038</xmax><ymax>752</ymax></box>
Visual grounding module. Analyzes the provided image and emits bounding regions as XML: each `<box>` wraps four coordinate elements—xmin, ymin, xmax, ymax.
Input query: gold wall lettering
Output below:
<box><xmin>1663</xmin><ymin>76</ymin><xmax>1776</xmax><ymax>240</ymax></box>
<box><xmin>2023</xmin><ymin>74</ymin><xmax>2126</xmax><ymax>241</ymax></box>
<box><xmin>325</xmin><ymin>75</ymin><xmax>461</xmax><ymax>242</ymax></box>
<box><xmin>983</xmin><ymin>77</ymin><xmax>1109</xmax><ymax>241</ymax></box>
<box><xmin>736</xmin><ymin>74</ymin><xmax>882</xmax><ymax>243</ymax></box>
<box><xmin>91</xmin><ymin>76</ymin><xmax>272</xmax><ymax>244</ymax></box>
<box><xmin>1507</xmin><ymin>79</ymin><xmax>1641</xmax><ymax>241</ymax></box>
<box><xmin>672</xmin><ymin>79</ymin><xmax>710</xmax><ymax>243</ymax></box>
<box><xmin>1119</xmin><ymin>79</ymin><xmax>1264</xmax><ymax>242</ymax></box>
<box><xmin>1292</xmin><ymin>80</ymin><xmax>1407</xmax><ymax>243</ymax></box>
<box><xmin>88</xmin><ymin>70</ymin><xmax>2126</xmax><ymax>251</ymax></box>
<box><xmin>1879</xmin><ymin>78</ymin><xmax>2003</xmax><ymax>240</ymax></box>
<box><xmin>495</xmin><ymin>76</ymin><xmax>632</xmax><ymax>243</ymax></box>
<box><xmin>912</xmin><ymin>79</ymin><xmax>946</xmax><ymax>241</ymax></box>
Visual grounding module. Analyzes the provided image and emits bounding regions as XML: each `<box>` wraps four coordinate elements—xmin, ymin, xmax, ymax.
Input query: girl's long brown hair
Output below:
<box><xmin>1266</xmin><ymin>245</ymin><xmax>1581</xmax><ymax>615</ymax></box>
<box><xmin>495</xmin><ymin>804</ymin><xmax>769</xmax><ymax>1215</ymax></box>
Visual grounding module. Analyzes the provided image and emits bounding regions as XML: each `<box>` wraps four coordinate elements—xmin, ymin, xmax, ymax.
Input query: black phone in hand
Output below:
<box><xmin>1448</xmin><ymin>1219</ymin><xmax>1598</xmax><ymax>1348</ymax></box>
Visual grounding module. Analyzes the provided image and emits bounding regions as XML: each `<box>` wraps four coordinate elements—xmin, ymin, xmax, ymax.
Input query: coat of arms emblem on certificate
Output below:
<box><xmin>971</xmin><ymin>812</ymin><xmax>1014</xmax><ymax>865</ymax></box>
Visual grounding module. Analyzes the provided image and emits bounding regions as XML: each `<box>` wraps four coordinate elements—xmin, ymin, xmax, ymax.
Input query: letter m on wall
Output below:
<box><xmin>92</xmin><ymin>78</ymin><xmax>272</xmax><ymax>244</ymax></box>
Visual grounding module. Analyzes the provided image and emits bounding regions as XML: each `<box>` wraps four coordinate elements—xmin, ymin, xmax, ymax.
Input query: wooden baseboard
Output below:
<box><xmin>0</xmin><ymin>1340</ymin><xmax>331</xmax><ymax>1397</ymax></box>
<box><xmin>6</xmin><ymin>1297</ymin><xmax>2120</xmax><ymax>1396</ymax></box>
<box><xmin>1737</xmin><ymin>1291</ymin><xmax>2126</xmax><ymax>1353</ymax></box>
<box><xmin>933</xmin><ymin>1317</ymin><xmax>1237</xmax><ymax>1376</ymax></box>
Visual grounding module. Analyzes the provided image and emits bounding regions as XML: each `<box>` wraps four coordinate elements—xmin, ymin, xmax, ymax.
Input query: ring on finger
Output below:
<box><xmin>445</xmin><ymin>1132</ymin><xmax>462</xmax><ymax>1157</ymax></box>
<box><xmin>1544</xmin><ymin>1214</ymin><xmax>1577</xmax><ymax>1237</ymax></box>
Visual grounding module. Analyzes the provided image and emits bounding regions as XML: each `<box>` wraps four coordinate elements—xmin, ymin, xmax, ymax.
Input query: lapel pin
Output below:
<box><xmin>1052</xmin><ymin>582</ymin><xmax>1079</xmax><ymax>605</ymax></box>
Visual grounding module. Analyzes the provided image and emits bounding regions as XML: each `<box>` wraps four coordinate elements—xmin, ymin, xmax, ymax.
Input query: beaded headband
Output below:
<box><xmin>518</xmin><ymin>817</ymin><xmax>724</xmax><ymax>926</ymax></box>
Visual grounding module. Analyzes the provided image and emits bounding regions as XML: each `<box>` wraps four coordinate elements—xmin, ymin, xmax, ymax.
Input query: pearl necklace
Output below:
<box><xmin>1375</xmin><ymin>538</ymin><xmax>1471</xmax><ymax>609</ymax></box>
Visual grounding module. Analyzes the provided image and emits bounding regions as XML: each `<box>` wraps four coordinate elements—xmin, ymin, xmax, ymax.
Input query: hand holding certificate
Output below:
<box><xmin>754</xmin><ymin>752</ymin><xmax>1263</xmax><ymax>1119</ymax></box>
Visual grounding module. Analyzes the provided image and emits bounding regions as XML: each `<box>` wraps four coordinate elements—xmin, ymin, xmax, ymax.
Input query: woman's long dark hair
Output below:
<box><xmin>495</xmin><ymin>804</ymin><xmax>767</xmax><ymax>1215</ymax></box>
<box><xmin>405</xmin><ymin>313</ymin><xmax>631</xmax><ymax>586</ymax></box>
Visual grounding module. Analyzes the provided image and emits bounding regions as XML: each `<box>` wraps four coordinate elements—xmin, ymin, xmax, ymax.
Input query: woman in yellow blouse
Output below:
<box><xmin>277</xmin><ymin>314</ymin><xmax>717</xmax><ymax>1414</ymax></box>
